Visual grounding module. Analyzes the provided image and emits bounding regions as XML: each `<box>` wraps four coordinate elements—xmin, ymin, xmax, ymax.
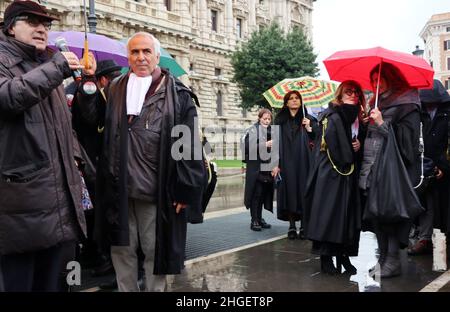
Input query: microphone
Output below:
<box><xmin>55</xmin><ymin>37</ymin><xmax>82</xmax><ymax>81</ymax></box>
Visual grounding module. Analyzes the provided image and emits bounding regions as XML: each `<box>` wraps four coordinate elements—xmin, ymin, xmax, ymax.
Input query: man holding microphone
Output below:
<box><xmin>0</xmin><ymin>0</ymin><xmax>87</xmax><ymax>291</ymax></box>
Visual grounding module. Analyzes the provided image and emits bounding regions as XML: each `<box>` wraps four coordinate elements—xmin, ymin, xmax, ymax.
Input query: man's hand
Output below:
<box><xmin>173</xmin><ymin>202</ymin><xmax>187</xmax><ymax>214</ymax></box>
<box><xmin>61</xmin><ymin>51</ymin><xmax>83</xmax><ymax>71</ymax></box>
<box><xmin>80</xmin><ymin>51</ymin><xmax>97</xmax><ymax>76</ymax></box>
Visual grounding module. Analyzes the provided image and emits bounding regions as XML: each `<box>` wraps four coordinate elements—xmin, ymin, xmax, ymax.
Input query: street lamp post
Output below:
<box><xmin>88</xmin><ymin>0</ymin><xmax>97</xmax><ymax>33</ymax></box>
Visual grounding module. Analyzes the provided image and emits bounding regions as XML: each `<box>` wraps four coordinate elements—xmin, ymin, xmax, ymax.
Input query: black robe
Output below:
<box><xmin>362</xmin><ymin>89</ymin><xmax>422</xmax><ymax>248</ymax></box>
<box><xmin>304</xmin><ymin>105</ymin><xmax>361</xmax><ymax>256</ymax></box>
<box><xmin>94</xmin><ymin>70</ymin><xmax>206</xmax><ymax>274</ymax></box>
<box><xmin>243</xmin><ymin>123</ymin><xmax>274</xmax><ymax>213</ymax></box>
<box><xmin>274</xmin><ymin>108</ymin><xmax>314</xmax><ymax>221</ymax></box>
<box><xmin>420</xmin><ymin>105</ymin><xmax>450</xmax><ymax>233</ymax></box>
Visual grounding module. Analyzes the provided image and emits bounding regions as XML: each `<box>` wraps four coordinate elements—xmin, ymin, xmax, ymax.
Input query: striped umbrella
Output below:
<box><xmin>263</xmin><ymin>76</ymin><xmax>339</xmax><ymax>117</ymax></box>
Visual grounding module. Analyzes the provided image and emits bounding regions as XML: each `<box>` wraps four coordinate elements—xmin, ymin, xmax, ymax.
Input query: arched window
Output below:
<box><xmin>216</xmin><ymin>90</ymin><xmax>223</xmax><ymax>116</ymax></box>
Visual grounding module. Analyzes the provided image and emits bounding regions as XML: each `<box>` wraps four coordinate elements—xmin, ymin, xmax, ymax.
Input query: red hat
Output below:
<box><xmin>1</xmin><ymin>0</ymin><xmax>59</xmax><ymax>30</ymax></box>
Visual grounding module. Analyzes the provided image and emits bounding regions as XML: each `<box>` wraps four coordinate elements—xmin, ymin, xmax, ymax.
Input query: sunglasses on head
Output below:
<box><xmin>344</xmin><ymin>88</ymin><xmax>360</xmax><ymax>97</ymax></box>
<box><xmin>14</xmin><ymin>15</ymin><xmax>52</xmax><ymax>30</ymax></box>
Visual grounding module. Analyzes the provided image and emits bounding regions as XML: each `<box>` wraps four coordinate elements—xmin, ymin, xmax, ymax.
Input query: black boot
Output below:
<box><xmin>336</xmin><ymin>255</ymin><xmax>357</xmax><ymax>275</ymax></box>
<box><xmin>250</xmin><ymin>220</ymin><xmax>262</xmax><ymax>231</ymax></box>
<box><xmin>260</xmin><ymin>218</ymin><xmax>271</xmax><ymax>229</ymax></box>
<box><xmin>370</xmin><ymin>234</ymin><xmax>388</xmax><ymax>273</ymax></box>
<box><xmin>320</xmin><ymin>256</ymin><xmax>339</xmax><ymax>275</ymax></box>
<box><xmin>287</xmin><ymin>227</ymin><xmax>297</xmax><ymax>239</ymax></box>
<box><xmin>298</xmin><ymin>226</ymin><xmax>305</xmax><ymax>240</ymax></box>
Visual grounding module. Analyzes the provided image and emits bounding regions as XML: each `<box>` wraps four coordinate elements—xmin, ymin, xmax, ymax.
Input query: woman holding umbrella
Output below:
<box><xmin>304</xmin><ymin>80</ymin><xmax>364</xmax><ymax>275</ymax></box>
<box><xmin>273</xmin><ymin>91</ymin><xmax>314</xmax><ymax>239</ymax></box>
<box><xmin>360</xmin><ymin>62</ymin><xmax>422</xmax><ymax>278</ymax></box>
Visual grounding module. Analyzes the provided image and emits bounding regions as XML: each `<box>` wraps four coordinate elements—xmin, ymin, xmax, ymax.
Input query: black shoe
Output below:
<box><xmin>250</xmin><ymin>221</ymin><xmax>262</xmax><ymax>231</ymax></box>
<box><xmin>90</xmin><ymin>260</ymin><xmax>115</xmax><ymax>277</ymax></box>
<box><xmin>298</xmin><ymin>227</ymin><xmax>305</xmax><ymax>240</ymax></box>
<box><xmin>260</xmin><ymin>218</ymin><xmax>271</xmax><ymax>229</ymax></box>
<box><xmin>99</xmin><ymin>278</ymin><xmax>117</xmax><ymax>290</ymax></box>
<box><xmin>336</xmin><ymin>255</ymin><xmax>357</xmax><ymax>275</ymax></box>
<box><xmin>287</xmin><ymin>227</ymin><xmax>297</xmax><ymax>239</ymax></box>
<box><xmin>320</xmin><ymin>256</ymin><xmax>339</xmax><ymax>275</ymax></box>
<box><xmin>138</xmin><ymin>277</ymin><xmax>145</xmax><ymax>291</ymax></box>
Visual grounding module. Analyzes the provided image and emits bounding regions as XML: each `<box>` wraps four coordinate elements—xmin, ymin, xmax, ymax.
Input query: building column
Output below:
<box><xmin>177</xmin><ymin>0</ymin><xmax>191</xmax><ymax>26</ymax></box>
<box><xmin>225</xmin><ymin>0</ymin><xmax>234</xmax><ymax>41</ymax></box>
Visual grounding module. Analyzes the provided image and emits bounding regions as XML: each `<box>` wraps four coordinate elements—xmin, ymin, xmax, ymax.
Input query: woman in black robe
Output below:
<box><xmin>243</xmin><ymin>109</ymin><xmax>275</xmax><ymax>231</ymax></box>
<box><xmin>304</xmin><ymin>80</ymin><xmax>364</xmax><ymax>275</ymax></box>
<box><xmin>273</xmin><ymin>91</ymin><xmax>315</xmax><ymax>239</ymax></box>
<box><xmin>360</xmin><ymin>63</ymin><xmax>422</xmax><ymax>278</ymax></box>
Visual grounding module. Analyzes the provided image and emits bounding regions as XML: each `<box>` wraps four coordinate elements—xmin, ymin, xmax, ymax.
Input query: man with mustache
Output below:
<box><xmin>0</xmin><ymin>0</ymin><xmax>87</xmax><ymax>291</ymax></box>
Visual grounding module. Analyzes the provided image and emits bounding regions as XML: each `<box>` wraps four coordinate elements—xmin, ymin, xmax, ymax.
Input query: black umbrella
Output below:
<box><xmin>419</xmin><ymin>79</ymin><xmax>450</xmax><ymax>104</ymax></box>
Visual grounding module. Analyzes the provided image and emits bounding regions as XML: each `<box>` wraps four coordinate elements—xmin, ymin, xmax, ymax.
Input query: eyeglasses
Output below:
<box><xmin>14</xmin><ymin>15</ymin><xmax>52</xmax><ymax>30</ymax></box>
<box><xmin>344</xmin><ymin>88</ymin><xmax>360</xmax><ymax>97</ymax></box>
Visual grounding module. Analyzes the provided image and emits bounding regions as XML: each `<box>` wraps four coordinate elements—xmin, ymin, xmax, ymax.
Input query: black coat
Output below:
<box><xmin>274</xmin><ymin>108</ymin><xmax>314</xmax><ymax>221</ymax></box>
<box><xmin>304</xmin><ymin>105</ymin><xmax>361</xmax><ymax>255</ymax></box>
<box><xmin>243</xmin><ymin>123</ymin><xmax>274</xmax><ymax>212</ymax></box>
<box><xmin>94</xmin><ymin>70</ymin><xmax>205</xmax><ymax>274</ymax></box>
<box><xmin>420</xmin><ymin>105</ymin><xmax>450</xmax><ymax>232</ymax></box>
<box><xmin>0</xmin><ymin>35</ymin><xmax>86</xmax><ymax>255</ymax></box>
<box><xmin>363</xmin><ymin>89</ymin><xmax>422</xmax><ymax>248</ymax></box>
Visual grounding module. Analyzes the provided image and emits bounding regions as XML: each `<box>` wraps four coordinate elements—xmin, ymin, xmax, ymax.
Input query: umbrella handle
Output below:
<box><xmin>83</xmin><ymin>39</ymin><xmax>90</xmax><ymax>70</ymax></box>
<box><xmin>374</xmin><ymin>61</ymin><xmax>382</xmax><ymax>109</ymax></box>
<box><xmin>302</xmin><ymin>102</ymin><xmax>306</xmax><ymax>119</ymax></box>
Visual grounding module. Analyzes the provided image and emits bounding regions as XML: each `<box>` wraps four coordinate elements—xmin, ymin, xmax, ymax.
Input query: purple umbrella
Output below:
<box><xmin>48</xmin><ymin>31</ymin><xmax>128</xmax><ymax>67</ymax></box>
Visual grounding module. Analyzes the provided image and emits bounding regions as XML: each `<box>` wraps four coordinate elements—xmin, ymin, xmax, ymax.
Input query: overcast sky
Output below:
<box><xmin>312</xmin><ymin>0</ymin><xmax>450</xmax><ymax>79</ymax></box>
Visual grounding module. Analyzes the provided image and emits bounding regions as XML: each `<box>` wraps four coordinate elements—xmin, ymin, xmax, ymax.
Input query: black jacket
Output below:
<box><xmin>274</xmin><ymin>107</ymin><xmax>315</xmax><ymax>221</ymax></box>
<box><xmin>305</xmin><ymin>105</ymin><xmax>361</xmax><ymax>253</ymax></box>
<box><xmin>91</xmin><ymin>69</ymin><xmax>205</xmax><ymax>274</ymax></box>
<box><xmin>0</xmin><ymin>34</ymin><xmax>86</xmax><ymax>255</ymax></box>
<box><xmin>243</xmin><ymin>123</ymin><xmax>275</xmax><ymax>212</ymax></box>
<box><xmin>421</xmin><ymin>106</ymin><xmax>450</xmax><ymax>175</ymax></box>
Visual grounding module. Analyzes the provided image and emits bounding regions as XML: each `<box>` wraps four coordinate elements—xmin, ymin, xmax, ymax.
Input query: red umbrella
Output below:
<box><xmin>323</xmin><ymin>46</ymin><xmax>434</xmax><ymax>91</ymax></box>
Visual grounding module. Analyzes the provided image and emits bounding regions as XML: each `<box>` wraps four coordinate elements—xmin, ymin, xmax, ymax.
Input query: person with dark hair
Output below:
<box><xmin>360</xmin><ymin>62</ymin><xmax>422</xmax><ymax>278</ymax></box>
<box><xmin>305</xmin><ymin>80</ymin><xmax>364</xmax><ymax>275</ymax></box>
<box><xmin>243</xmin><ymin>108</ymin><xmax>275</xmax><ymax>231</ymax></box>
<box><xmin>66</xmin><ymin>58</ymin><xmax>123</xmax><ymax>278</ymax></box>
<box><xmin>408</xmin><ymin>79</ymin><xmax>450</xmax><ymax>255</ymax></box>
<box><xmin>273</xmin><ymin>91</ymin><xmax>314</xmax><ymax>239</ymax></box>
<box><xmin>0</xmin><ymin>0</ymin><xmax>87</xmax><ymax>291</ymax></box>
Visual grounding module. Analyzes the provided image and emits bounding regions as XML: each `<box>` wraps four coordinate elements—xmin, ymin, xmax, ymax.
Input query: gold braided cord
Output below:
<box><xmin>320</xmin><ymin>117</ymin><xmax>355</xmax><ymax>176</ymax></box>
<box><xmin>326</xmin><ymin>148</ymin><xmax>355</xmax><ymax>176</ymax></box>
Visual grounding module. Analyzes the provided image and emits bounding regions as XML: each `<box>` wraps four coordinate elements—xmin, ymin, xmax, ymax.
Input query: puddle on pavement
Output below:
<box><xmin>207</xmin><ymin>174</ymin><xmax>245</xmax><ymax>213</ymax></box>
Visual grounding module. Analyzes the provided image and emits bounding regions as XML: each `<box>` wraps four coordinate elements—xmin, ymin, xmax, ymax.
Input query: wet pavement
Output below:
<box><xmin>204</xmin><ymin>172</ymin><xmax>245</xmax><ymax>213</ymax></box>
<box><xmin>75</xmin><ymin>173</ymin><xmax>450</xmax><ymax>292</ymax></box>
<box><xmin>170</xmin><ymin>229</ymin><xmax>445</xmax><ymax>292</ymax></box>
<box><xmin>78</xmin><ymin>208</ymin><xmax>449</xmax><ymax>292</ymax></box>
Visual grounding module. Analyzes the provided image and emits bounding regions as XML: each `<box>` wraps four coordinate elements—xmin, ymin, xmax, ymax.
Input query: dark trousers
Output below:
<box><xmin>0</xmin><ymin>241</ymin><xmax>76</xmax><ymax>292</ymax></box>
<box><xmin>250</xmin><ymin>180</ymin><xmax>272</xmax><ymax>222</ymax></box>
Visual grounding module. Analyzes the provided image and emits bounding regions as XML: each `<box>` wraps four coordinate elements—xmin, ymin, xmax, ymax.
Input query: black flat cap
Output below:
<box><xmin>1</xmin><ymin>0</ymin><xmax>59</xmax><ymax>30</ymax></box>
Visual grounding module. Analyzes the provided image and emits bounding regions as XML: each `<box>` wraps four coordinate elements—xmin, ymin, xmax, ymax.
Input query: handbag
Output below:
<box><xmin>364</xmin><ymin>125</ymin><xmax>424</xmax><ymax>223</ymax></box>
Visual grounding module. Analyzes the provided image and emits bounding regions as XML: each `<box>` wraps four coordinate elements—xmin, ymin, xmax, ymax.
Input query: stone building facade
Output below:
<box><xmin>0</xmin><ymin>0</ymin><xmax>315</xmax><ymax>158</ymax></box>
<box><xmin>419</xmin><ymin>12</ymin><xmax>450</xmax><ymax>91</ymax></box>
